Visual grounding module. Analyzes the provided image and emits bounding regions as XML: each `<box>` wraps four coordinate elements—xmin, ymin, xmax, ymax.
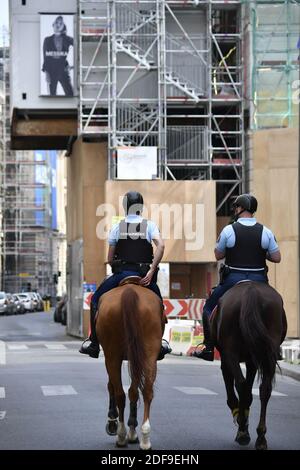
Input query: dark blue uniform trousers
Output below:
<box><xmin>91</xmin><ymin>270</ymin><xmax>163</xmax><ymax>309</ymax></box>
<box><xmin>203</xmin><ymin>271</ymin><xmax>267</xmax><ymax>325</ymax></box>
<box><xmin>201</xmin><ymin>271</ymin><xmax>267</xmax><ymax>347</ymax></box>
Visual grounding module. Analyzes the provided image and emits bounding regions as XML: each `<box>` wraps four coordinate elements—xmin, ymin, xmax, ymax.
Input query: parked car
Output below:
<box><xmin>0</xmin><ymin>292</ymin><xmax>16</xmax><ymax>316</ymax></box>
<box><xmin>61</xmin><ymin>301</ymin><xmax>67</xmax><ymax>326</ymax></box>
<box><xmin>12</xmin><ymin>294</ymin><xmax>26</xmax><ymax>315</ymax></box>
<box><xmin>15</xmin><ymin>293</ymin><xmax>34</xmax><ymax>312</ymax></box>
<box><xmin>30</xmin><ymin>293</ymin><xmax>44</xmax><ymax>311</ymax></box>
<box><xmin>54</xmin><ymin>294</ymin><xmax>67</xmax><ymax>324</ymax></box>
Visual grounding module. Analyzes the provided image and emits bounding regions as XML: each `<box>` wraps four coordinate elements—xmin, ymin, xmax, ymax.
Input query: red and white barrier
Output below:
<box><xmin>163</xmin><ymin>298</ymin><xmax>206</xmax><ymax>320</ymax></box>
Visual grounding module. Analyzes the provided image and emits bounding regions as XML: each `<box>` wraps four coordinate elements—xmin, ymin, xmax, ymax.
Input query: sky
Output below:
<box><xmin>0</xmin><ymin>0</ymin><xmax>9</xmax><ymax>45</ymax></box>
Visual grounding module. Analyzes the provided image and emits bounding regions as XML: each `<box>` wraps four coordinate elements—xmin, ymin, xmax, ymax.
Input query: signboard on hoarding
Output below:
<box><xmin>117</xmin><ymin>147</ymin><xmax>157</xmax><ymax>180</ymax></box>
<box><xmin>83</xmin><ymin>282</ymin><xmax>97</xmax><ymax>310</ymax></box>
<box><xmin>40</xmin><ymin>13</ymin><xmax>75</xmax><ymax>97</ymax></box>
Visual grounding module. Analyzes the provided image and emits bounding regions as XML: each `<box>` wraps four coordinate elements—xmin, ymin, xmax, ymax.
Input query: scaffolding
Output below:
<box><xmin>251</xmin><ymin>0</ymin><xmax>300</xmax><ymax>129</ymax></box>
<box><xmin>78</xmin><ymin>0</ymin><xmax>244</xmax><ymax>213</ymax></box>
<box><xmin>0</xmin><ymin>35</ymin><xmax>54</xmax><ymax>295</ymax></box>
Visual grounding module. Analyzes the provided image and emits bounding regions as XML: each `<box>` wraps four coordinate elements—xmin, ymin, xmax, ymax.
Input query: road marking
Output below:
<box><xmin>0</xmin><ymin>411</ymin><xmax>6</xmax><ymax>420</ymax></box>
<box><xmin>252</xmin><ymin>388</ymin><xmax>287</xmax><ymax>397</ymax></box>
<box><xmin>41</xmin><ymin>385</ymin><xmax>78</xmax><ymax>397</ymax></box>
<box><xmin>174</xmin><ymin>386</ymin><xmax>218</xmax><ymax>395</ymax></box>
<box><xmin>0</xmin><ymin>341</ymin><xmax>6</xmax><ymax>365</ymax></box>
<box><xmin>0</xmin><ymin>387</ymin><xmax>5</xmax><ymax>398</ymax></box>
<box><xmin>45</xmin><ymin>344</ymin><xmax>67</xmax><ymax>350</ymax></box>
<box><xmin>7</xmin><ymin>344</ymin><xmax>28</xmax><ymax>351</ymax></box>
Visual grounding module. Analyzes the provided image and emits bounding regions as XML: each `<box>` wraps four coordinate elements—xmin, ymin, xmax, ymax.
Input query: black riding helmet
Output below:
<box><xmin>123</xmin><ymin>191</ymin><xmax>144</xmax><ymax>215</ymax></box>
<box><xmin>232</xmin><ymin>194</ymin><xmax>258</xmax><ymax>214</ymax></box>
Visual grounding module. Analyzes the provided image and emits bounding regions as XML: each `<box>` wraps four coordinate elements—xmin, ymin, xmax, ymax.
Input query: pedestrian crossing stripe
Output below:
<box><xmin>45</xmin><ymin>344</ymin><xmax>67</xmax><ymax>350</ymax></box>
<box><xmin>41</xmin><ymin>385</ymin><xmax>78</xmax><ymax>396</ymax></box>
<box><xmin>0</xmin><ymin>411</ymin><xmax>6</xmax><ymax>420</ymax></box>
<box><xmin>5</xmin><ymin>343</ymin><xmax>80</xmax><ymax>351</ymax></box>
<box><xmin>0</xmin><ymin>388</ymin><xmax>5</xmax><ymax>399</ymax></box>
<box><xmin>252</xmin><ymin>388</ymin><xmax>287</xmax><ymax>397</ymax></box>
<box><xmin>174</xmin><ymin>387</ymin><xmax>218</xmax><ymax>395</ymax></box>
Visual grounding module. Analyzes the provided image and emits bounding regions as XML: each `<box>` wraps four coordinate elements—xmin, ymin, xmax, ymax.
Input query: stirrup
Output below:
<box><xmin>191</xmin><ymin>342</ymin><xmax>214</xmax><ymax>360</ymax></box>
<box><xmin>157</xmin><ymin>339</ymin><xmax>172</xmax><ymax>361</ymax></box>
<box><xmin>162</xmin><ymin>339</ymin><xmax>172</xmax><ymax>354</ymax></box>
<box><xmin>79</xmin><ymin>337</ymin><xmax>100</xmax><ymax>358</ymax></box>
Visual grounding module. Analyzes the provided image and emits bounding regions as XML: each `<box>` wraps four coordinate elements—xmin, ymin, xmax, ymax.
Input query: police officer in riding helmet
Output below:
<box><xmin>79</xmin><ymin>191</ymin><xmax>172</xmax><ymax>360</ymax></box>
<box><xmin>193</xmin><ymin>193</ymin><xmax>281</xmax><ymax>361</ymax></box>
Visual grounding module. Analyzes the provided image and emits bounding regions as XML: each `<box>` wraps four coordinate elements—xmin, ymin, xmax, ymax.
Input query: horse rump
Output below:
<box><xmin>239</xmin><ymin>282</ymin><xmax>279</xmax><ymax>382</ymax></box>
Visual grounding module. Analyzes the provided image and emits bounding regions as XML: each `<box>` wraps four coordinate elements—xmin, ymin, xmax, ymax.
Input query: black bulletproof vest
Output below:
<box><xmin>114</xmin><ymin>219</ymin><xmax>153</xmax><ymax>264</ymax></box>
<box><xmin>225</xmin><ymin>222</ymin><xmax>267</xmax><ymax>269</ymax></box>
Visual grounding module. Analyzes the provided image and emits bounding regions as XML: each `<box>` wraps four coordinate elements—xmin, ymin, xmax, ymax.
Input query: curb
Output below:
<box><xmin>277</xmin><ymin>362</ymin><xmax>300</xmax><ymax>382</ymax></box>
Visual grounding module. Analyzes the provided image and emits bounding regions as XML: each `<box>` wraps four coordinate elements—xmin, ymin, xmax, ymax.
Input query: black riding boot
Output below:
<box><xmin>192</xmin><ymin>310</ymin><xmax>214</xmax><ymax>361</ymax></box>
<box><xmin>79</xmin><ymin>303</ymin><xmax>100</xmax><ymax>358</ymax></box>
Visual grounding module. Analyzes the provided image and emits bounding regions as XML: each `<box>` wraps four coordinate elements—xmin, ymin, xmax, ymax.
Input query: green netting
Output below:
<box><xmin>252</xmin><ymin>0</ymin><xmax>300</xmax><ymax>129</ymax></box>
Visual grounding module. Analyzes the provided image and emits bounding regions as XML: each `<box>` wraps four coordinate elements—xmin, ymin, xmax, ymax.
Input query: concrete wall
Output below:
<box><xmin>66</xmin><ymin>138</ymin><xmax>107</xmax><ymax>336</ymax></box>
<box><xmin>251</xmin><ymin>128</ymin><xmax>299</xmax><ymax>338</ymax></box>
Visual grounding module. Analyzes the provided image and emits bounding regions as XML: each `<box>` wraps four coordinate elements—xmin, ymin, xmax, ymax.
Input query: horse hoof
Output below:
<box><xmin>116</xmin><ymin>440</ymin><xmax>128</xmax><ymax>448</ymax></box>
<box><xmin>255</xmin><ymin>437</ymin><xmax>268</xmax><ymax>451</ymax></box>
<box><xmin>127</xmin><ymin>427</ymin><xmax>139</xmax><ymax>444</ymax></box>
<box><xmin>106</xmin><ymin>420</ymin><xmax>118</xmax><ymax>436</ymax></box>
<box><xmin>235</xmin><ymin>430</ymin><xmax>251</xmax><ymax>446</ymax></box>
<box><xmin>140</xmin><ymin>446</ymin><xmax>152</xmax><ymax>451</ymax></box>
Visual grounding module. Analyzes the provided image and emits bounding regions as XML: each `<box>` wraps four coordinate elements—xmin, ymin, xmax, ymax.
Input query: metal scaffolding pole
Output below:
<box><xmin>77</xmin><ymin>1</ymin><xmax>245</xmax><ymax>213</ymax></box>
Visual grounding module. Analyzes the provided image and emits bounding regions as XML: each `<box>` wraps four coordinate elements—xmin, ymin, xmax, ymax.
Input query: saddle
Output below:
<box><xmin>118</xmin><ymin>275</ymin><xmax>142</xmax><ymax>286</ymax></box>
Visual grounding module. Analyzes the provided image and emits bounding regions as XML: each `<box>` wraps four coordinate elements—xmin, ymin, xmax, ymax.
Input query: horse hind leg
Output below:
<box><xmin>115</xmin><ymin>385</ymin><xmax>127</xmax><ymax>447</ymax></box>
<box><xmin>234</xmin><ymin>360</ymin><xmax>257</xmax><ymax>446</ymax></box>
<box><xmin>255</xmin><ymin>369</ymin><xmax>274</xmax><ymax>451</ymax></box>
<box><xmin>221</xmin><ymin>358</ymin><xmax>239</xmax><ymax>422</ymax></box>
<box><xmin>127</xmin><ymin>382</ymin><xmax>139</xmax><ymax>444</ymax></box>
<box><xmin>140</xmin><ymin>361</ymin><xmax>156</xmax><ymax>450</ymax></box>
<box><xmin>105</xmin><ymin>360</ymin><xmax>127</xmax><ymax>447</ymax></box>
<box><xmin>105</xmin><ymin>381</ymin><xmax>118</xmax><ymax>436</ymax></box>
<box><xmin>228</xmin><ymin>356</ymin><xmax>251</xmax><ymax>446</ymax></box>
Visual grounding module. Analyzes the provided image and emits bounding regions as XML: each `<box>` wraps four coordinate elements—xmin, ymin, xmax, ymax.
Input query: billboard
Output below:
<box><xmin>40</xmin><ymin>13</ymin><xmax>74</xmax><ymax>97</ymax></box>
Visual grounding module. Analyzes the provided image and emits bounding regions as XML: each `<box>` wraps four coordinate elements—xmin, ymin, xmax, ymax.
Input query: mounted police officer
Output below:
<box><xmin>79</xmin><ymin>190</ymin><xmax>172</xmax><ymax>360</ymax></box>
<box><xmin>193</xmin><ymin>193</ymin><xmax>281</xmax><ymax>361</ymax></box>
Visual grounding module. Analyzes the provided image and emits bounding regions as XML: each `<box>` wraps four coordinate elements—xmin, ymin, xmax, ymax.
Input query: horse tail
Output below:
<box><xmin>121</xmin><ymin>286</ymin><xmax>146</xmax><ymax>393</ymax></box>
<box><xmin>239</xmin><ymin>283</ymin><xmax>277</xmax><ymax>383</ymax></box>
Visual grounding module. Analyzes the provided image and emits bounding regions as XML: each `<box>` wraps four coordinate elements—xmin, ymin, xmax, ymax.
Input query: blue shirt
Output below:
<box><xmin>216</xmin><ymin>218</ymin><xmax>279</xmax><ymax>254</ymax></box>
<box><xmin>108</xmin><ymin>215</ymin><xmax>160</xmax><ymax>246</ymax></box>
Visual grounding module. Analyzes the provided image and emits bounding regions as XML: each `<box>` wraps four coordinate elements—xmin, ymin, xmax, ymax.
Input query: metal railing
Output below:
<box><xmin>167</xmin><ymin>126</ymin><xmax>209</xmax><ymax>163</ymax></box>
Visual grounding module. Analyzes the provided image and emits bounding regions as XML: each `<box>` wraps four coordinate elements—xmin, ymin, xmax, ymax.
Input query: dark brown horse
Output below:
<box><xmin>211</xmin><ymin>281</ymin><xmax>287</xmax><ymax>450</ymax></box>
<box><xmin>96</xmin><ymin>278</ymin><xmax>164</xmax><ymax>449</ymax></box>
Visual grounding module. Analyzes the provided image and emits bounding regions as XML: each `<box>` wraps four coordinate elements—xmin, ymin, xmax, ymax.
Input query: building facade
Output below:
<box><xmin>8</xmin><ymin>0</ymin><xmax>299</xmax><ymax>337</ymax></box>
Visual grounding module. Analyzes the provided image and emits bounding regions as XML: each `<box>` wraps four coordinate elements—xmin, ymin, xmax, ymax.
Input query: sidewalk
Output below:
<box><xmin>278</xmin><ymin>361</ymin><xmax>300</xmax><ymax>382</ymax></box>
<box><xmin>280</xmin><ymin>339</ymin><xmax>300</xmax><ymax>381</ymax></box>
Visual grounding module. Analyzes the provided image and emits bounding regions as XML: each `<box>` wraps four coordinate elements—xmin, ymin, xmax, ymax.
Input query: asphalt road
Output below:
<box><xmin>0</xmin><ymin>311</ymin><xmax>300</xmax><ymax>451</ymax></box>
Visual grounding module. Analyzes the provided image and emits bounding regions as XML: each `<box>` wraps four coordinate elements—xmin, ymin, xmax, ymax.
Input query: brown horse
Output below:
<box><xmin>211</xmin><ymin>281</ymin><xmax>287</xmax><ymax>450</ymax></box>
<box><xmin>96</xmin><ymin>278</ymin><xmax>163</xmax><ymax>450</ymax></box>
